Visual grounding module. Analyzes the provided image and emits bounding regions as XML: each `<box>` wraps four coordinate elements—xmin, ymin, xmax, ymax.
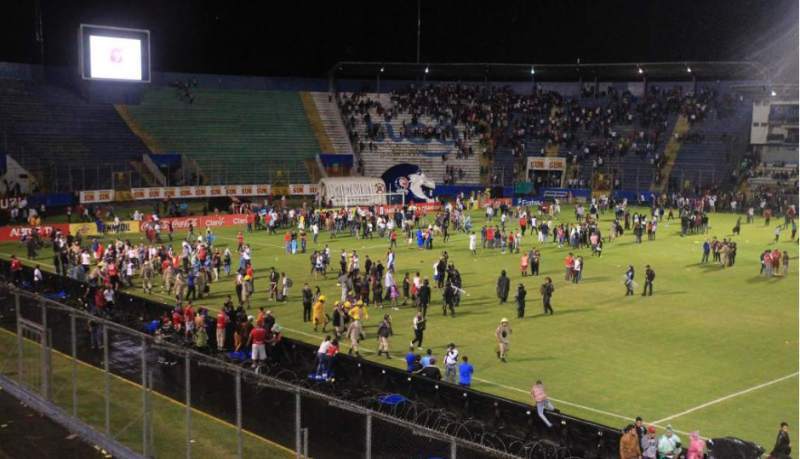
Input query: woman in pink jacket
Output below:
<box><xmin>686</xmin><ymin>431</ymin><xmax>706</xmax><ymax>459</ymax></box>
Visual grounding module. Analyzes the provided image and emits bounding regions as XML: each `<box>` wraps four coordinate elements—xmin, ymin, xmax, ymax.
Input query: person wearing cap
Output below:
<box><xmin>620</xmin><ymin>424</ymin><xmax>642</xmax><ymax>459</ymax></box>
<box><xmin>495</xmin><ymin>319</ymin><xmax>512</xmax><ymax>362</ymax></box>
<box><xmin>312</xmin><ymin>295</ymin><xmax>328</xmax><ymax>332</ymax></box>
<box><xmin>515</xmin><ymin>283</ymin><xmax>527</xmax><ymax>318</ymax></box>
<box><xmin>657</xmin><ymin>425</ymin><xmax>681</xmax><ymax>458</ymax></box>
<box><xmin>345</xmin><ymin>312</ymin><xmax>363</xmax><ymax>357</ymax></box>
<box><xmin>641</xmin><ymin>425</ymin><xmax>658</xmax><ymax>459</ymax></box>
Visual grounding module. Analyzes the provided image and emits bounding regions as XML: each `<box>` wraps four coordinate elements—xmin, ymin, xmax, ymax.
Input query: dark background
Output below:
<box><xmin>1</xmin><ymin>0</ymin><xmax>797</xmax><ymax>80</ymax></box>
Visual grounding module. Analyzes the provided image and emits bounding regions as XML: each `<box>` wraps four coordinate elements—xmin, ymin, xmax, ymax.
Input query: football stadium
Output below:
<box><xmin>0</xmin><ymin>1</ymin><xmax>797</xmax><ymax>458</ymax></box>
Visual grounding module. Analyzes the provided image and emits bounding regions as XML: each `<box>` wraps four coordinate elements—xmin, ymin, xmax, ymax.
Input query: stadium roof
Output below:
<box><xmin>331</xmin><ymin>60</ymin><xmax>766</xmax><ymax>82</ymax></box>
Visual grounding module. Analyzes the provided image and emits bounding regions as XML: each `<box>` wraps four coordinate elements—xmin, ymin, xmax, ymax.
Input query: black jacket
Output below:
<box><xmin>418</xmin><ymin>285</ymin><xmax>431</xmax><ymax>305</ymax></box>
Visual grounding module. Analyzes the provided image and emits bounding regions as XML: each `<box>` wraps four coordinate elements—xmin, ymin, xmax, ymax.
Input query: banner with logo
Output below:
<box><xmin>140</xmin><ymin>214</ymin><xmax>249</xmax><ymax>231</ymax></box>
<box><xmin>526</xmin><ymin>157</ymin><xmax>566</xmax><ymax>174</ymax></box>
<box><xmin>79</xmin><ymin>189</ymin><xmax>115</xmax><ymax>204</ymax></box>
<box><xmin>0</xmin><ymin>224</ymin><xmax>70</xmax><ymax>242</ymax></box>
<box><xmin>99</xmin><ymin>184</ymin><xmax>318</xmax><ymax>204</ymax></box>
<box><xmin>69</xmin><ymin>220</ymin><xmax>140</xmax><ymax>237</ymax></box>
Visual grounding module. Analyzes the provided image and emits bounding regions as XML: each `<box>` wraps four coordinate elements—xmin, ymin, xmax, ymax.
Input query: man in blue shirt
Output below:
<box><xmin>405</xmin><ymin>347</ymin><xmax>416</xmax><ymax>372</ymax></box>
<box><xmin>458</xmin><ymin>356</ymin><xmax>474</xmax><ymax>387</ymax></box>
<box><xmin>701</xmin><ymin>240</ymin><xmax>710</xmax><ymax>264</ymax></box>
<box><xmin>420</xmin><ymin>349</ymin><xmax>433</xmax><ymax>367</ymax></box>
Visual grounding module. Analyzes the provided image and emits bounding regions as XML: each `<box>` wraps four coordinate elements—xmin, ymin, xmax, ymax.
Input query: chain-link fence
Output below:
<box><xmin>0</xmin><ymin>284</ymin><xmax>553</xmax><ymax>459</ymax></box>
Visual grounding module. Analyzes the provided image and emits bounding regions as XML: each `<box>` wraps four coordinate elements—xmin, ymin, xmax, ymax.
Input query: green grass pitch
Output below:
<box><xmin>3</xmin><ymin>205</ymin><xmax>797</xmax><ymax>449</ymax></box>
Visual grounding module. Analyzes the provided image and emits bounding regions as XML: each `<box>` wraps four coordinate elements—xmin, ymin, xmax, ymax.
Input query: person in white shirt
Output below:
<box><xmin>33</xmin><ymin>265</ymin><xmax>44</xmax><ymax>291</ymax></box>
<box><xmin>443</xmin><ymin>343</ymin><xmax>459</xmax><ymax>384</ymax></box>
<box><xmin>469</xmin><ymin>232</ymin><xmax>477</xmax><ymax>255</ymax></box>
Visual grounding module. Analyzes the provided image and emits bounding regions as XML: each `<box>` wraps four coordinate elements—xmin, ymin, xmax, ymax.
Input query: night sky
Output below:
<box><xmin>1</xmin><ymin>0</ymin><xmax>797</xmax><ymax>80</ymax></box>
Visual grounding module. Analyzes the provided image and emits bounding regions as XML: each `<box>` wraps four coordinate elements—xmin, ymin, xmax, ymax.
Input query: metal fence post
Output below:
<box><xmin>148</xmin><ymin>370</ymin><xmax>155</xmax><ymax>455</ymax></box>
<box><xmin>451</xmin><ymin>439</ymin><xmax>457</xmax><ymax>459</ymax></box>
<box><xmin>70</xmin><ymin>313</ymin><xmax>77</xmax><ymax>417</ymax></box>
<box><xmin>15</xmin><ymin>293</ymin><xmax>22</xmax><ymax>386</ymax></box>
<box><xmin>141</xmin><ymin>336</ymin><xmax>148</xmax><ymax>456</ymax></box>
<box><xmin>103</xmin><ymin>324</ymin><xmax>110</xmax><ymax>435</ymax></box>
<box><xmin>295</xmin><ymin>390</ymin><xmax>301</xmax><ymax>458</ymax></box>
<box><xmin>302</xmin><ymin>428</ymin><xmax>309</xmax><ymax>459</ymax></box>
<box><xmin>365</xmin><ymin>411</ymin><xmax>372</xmax><ymax>459</ymax></box>
<box><xmin>40</xmin><ymin>301</ymin><xmax>50</xmax><ymax>400</ymax></box>
<box><xmin>185</xmin><ymin>353</ymin><xmax>192</xmax><ymax>459</ymax></box>
<box><xmin>235</xmin><ymin>369</ymin><xmax>242</xmax><ymax>459</ymax></box>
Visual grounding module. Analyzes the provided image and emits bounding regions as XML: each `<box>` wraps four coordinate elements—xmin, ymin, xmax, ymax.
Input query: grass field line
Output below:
<box><xmin>652</xmin><ymin>371</ymin><xmax>800</xmax><ymax>424</ymax></box>
<box><xmin>0</xmin><ymin>327</ymin><xmax>296</xmax><ymax>456</ymax></box>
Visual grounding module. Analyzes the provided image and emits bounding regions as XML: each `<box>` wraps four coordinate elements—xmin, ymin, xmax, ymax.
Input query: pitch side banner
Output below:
<box><xmin>0</xmin><ymin>224</ymin><xmax>70</xmax><ymax>242</ymax></box>
<box><xmin>69</xmin><ymin>220</ymin><xmax>140</xmax><ymax>237</ymax></box>
<box><xmin>118</xmin><ymin>184</ymin><xmax>317</xmax><ymax>203</ymax></box>
<box><xmin>140</xmin><ymin>214</ymin><xmax>249</xmax><ymax>231</ymax></box>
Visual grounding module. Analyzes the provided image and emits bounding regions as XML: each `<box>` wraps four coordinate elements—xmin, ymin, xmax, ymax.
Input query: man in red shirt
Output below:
<box><xmin>183</xmin><ymin>302</ymin><xmax>195</xmax><ymax>338</ymax></box>
<box><xmin>216</xmin><ymin>310</ymin><xmax>228</xmax><ymax>351</ymax></box>
<box><xmin>248</xmin><ymin>323</ymin><xmax>267</xmax><ymax>368</ymax></box>
<box><xmin>236</xmin><ymin>231</ymin><xmax>244</xmax><ymax>251</ymax></box>
<box><xmin>564</xmin><ymin>253</ymin><xmax>575</xmax><ymax>281</ymax></box>
<box><xmin>10</xmin><ymin>255</ymin><xmax>22</xmax><ymax>285</ymax></box>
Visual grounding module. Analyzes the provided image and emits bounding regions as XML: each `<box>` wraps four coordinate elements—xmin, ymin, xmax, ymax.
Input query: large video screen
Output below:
<box><xmin>80</xmin><ymin>24</ymin><xmax>150</xmax><ymax>82</ymax></box>
<box><xmin>89</xmin><ymin>36</ymin><xmax>142</xmax><ymax>80</ymax></box>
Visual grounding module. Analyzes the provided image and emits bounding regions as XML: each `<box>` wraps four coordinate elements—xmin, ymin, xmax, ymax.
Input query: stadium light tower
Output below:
<box><xmin>416</xmin><ymin>0</ymin><xmax>422</xmax><ymax>63</ymax></box>
<box><xmin>530</xmin><ymin>66</ymin><xmax>536</xmax><ymax>94</ymax></box>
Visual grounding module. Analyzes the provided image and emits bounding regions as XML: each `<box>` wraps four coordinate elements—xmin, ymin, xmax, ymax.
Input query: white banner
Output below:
<box><xmin>85</xmin><ymin>184</ymin><xmax>314</xmax><ymax>203</ymax></box>
<box><xmin>79</xmin><ymin>189</ymin><xmax>115</xmax><ymax>204</ymax></box>
<box><xmin>526</xmin><ymin>157</ymin><xmax>566</xmax><ymax>172</ymax></box>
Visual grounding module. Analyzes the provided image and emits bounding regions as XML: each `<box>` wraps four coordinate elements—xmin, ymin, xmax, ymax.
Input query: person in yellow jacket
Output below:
<box><xmin>350</xmin><ymin>300</ymin><xmax>369</xmax><ymax>322</ymax></box>
<box><xmin>312</xmin><ymin>295</ymin><xmax>328</xmax><ymax>332</ymax></box>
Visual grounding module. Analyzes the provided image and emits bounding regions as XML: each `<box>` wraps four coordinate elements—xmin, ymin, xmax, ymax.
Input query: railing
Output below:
<box><xmin>4</xmin><ymin>268</ymin><xmax>578</xmax><ymax>458</ymax></box>
<box><xmin>141</xmin><ymin>154</ymin><xmax>168</xmax><ymax>187</ymax></box>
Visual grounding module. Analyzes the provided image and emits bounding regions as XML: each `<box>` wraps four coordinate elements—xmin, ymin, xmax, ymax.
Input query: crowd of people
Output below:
<box><xmin>8</xmin><ymin>186</ymin><xmax>796</xmax><ymax>457</ymax></box>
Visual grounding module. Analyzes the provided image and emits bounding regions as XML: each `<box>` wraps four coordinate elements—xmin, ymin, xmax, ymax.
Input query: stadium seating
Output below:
<box><xmin>122</xmin><ymin>87</ymin><xmax>321</xmax><ymax>184</ymax></box>
<box><xmin>0</xmin><ymin>79</ymin><xmax>148</xmax><ymax>191</ymax></box>
<box><xmin>339</xmin><ymin>92</ymin><xmax>484</xmax><ymax>184</ymax></box>
<box><xmin>668</xmin><ymin>101</ymin><xmax>753</xmax><ymax>190</ymax></box>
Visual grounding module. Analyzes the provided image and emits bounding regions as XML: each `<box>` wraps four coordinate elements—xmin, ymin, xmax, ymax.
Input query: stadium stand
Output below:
<box><xmin>308</xmin><ymin>92</ymin><xmax>354</xmax><ymax>155</ymax></box>
<box><xmin>121</xmin><ymin>87</ymin><xmax>322</xmax><ymax>184</ymax></box>
<box><xmin>338</xmin><ymin>91</ymin><xmax>484</xmax><ymax>184</ymax></box>
<box><xmin>0</xmin><ymin>79</ymin><xmax>148</xmax><ymax>192</ymax></box>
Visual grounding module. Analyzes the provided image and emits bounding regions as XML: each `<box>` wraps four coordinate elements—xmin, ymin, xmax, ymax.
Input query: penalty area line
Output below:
<box><xmin>652</xmin><ymin>372</ymin><xmax>799</xmax><ymax>424</ymax></box>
